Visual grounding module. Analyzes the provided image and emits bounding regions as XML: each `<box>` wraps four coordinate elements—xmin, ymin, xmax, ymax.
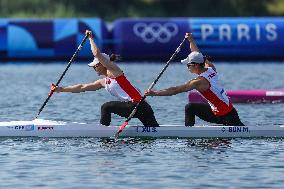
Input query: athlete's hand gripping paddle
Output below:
<box><xmin>115</xmin><ymin>37</ymin><xmax>187</xmax><ymax>138</ymax></box>
<box><xmin>35</xmin><ymin>34</ymin><xmax>88</xmax><ymax>119</ymax></box>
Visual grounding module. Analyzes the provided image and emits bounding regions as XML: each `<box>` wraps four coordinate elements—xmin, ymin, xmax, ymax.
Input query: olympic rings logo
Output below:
<box><xmin>133</xmin><ymin>22</ymin><xmax>178</xmax><ymax>43</ymax></box>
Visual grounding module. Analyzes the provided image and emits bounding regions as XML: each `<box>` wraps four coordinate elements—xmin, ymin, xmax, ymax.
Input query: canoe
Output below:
<box><xmin>0</xmin><ymin>119</ymin><xmax>283</xmax><ymax>138</ymax></box>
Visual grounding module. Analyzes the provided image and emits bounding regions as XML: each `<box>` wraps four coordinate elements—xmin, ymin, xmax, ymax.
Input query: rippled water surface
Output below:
<box><xmin>0</xmin><ymin>62</ymin><xmax>284</xmax><ymax>188</ymax></box>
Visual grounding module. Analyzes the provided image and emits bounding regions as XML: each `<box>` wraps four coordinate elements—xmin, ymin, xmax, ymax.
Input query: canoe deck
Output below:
<box><xmin>0</xmin><ymin>119</ymin><xmax>283</xmax><ymax>138</ymax></box>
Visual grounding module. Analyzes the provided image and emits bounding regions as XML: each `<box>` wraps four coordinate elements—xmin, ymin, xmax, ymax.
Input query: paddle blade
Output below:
<box><xmin>115</xmin><ymin>121</ymin><xmax>128</xmax><ymax>138</ymax></box>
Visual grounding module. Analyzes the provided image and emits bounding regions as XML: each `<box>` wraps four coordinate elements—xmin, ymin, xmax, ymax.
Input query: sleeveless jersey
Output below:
<box><xmin>104</xmin><ymin>75</ymin><xmax>142</xmax><ymax>103</ymax></box>
<box><xmin>198</xmin><ymin>67</ymin><xmax>233</xmax><ymax>116</ymax></box>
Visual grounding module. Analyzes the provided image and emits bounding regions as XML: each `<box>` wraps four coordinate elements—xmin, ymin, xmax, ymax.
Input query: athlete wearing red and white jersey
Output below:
<box><xmin>198</xmin><ymin>67</ymin><xmax>233</xmax><ymax>116</ymax></box>
<box><xmin>53</xmin><ymin>30</ymin><xmax>159</xmax><ymax>127</ymax></box>
<box><xmin>104</xmin><ymin>75</ymin><xmax>142</xmax><ymax>103</ymax></box>
<box><xmin>145</xmin><ymin>33</ymin><xmax>244</xmax><ymax>126</ymax></box>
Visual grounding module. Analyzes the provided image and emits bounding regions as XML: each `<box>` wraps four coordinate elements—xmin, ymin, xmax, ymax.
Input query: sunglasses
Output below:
<box><xmin>186</xmin><ymin>63</ymin><xmax>196</xmax><ymax>68</ymax></box>
<box><xmin>93</xmin><ymin>63</ymin><xmax>101</xmax><ymax>69</ymax></box>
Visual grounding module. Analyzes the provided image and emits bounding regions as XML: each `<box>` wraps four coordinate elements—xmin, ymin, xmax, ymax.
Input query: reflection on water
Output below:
<box><xmin>187</xmin><ymin>138</ymin><xmax>232</xmax><ymax>151</ymax></box>
<box><xmin>99</xmin><ymin>137</ymin><xmax>232</xmax><ymax>153</ymax></box>
<box><xmin>99</xmin><ymin>137</ymin><xmax>156</xmax><ymax>152</ymax></box>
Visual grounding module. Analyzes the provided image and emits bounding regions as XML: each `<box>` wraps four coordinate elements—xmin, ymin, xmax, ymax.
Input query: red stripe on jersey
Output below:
<box><xmin>115</xmin><ymin>75</ymin><xmax>142</xmax><ymax>103</ymax></box>
<box><xmin>200</xmin><ymin>89</ymin><xmax>233</xmax><ymax>116</ymax></box>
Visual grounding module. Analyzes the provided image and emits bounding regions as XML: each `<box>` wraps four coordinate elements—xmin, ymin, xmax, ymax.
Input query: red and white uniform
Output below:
<box><xmin>104</xmin><ymin>75</ymin><xmax>142</xmax><ymax>103</ymax></box>
<box><xmin>198</xmin><ymin>67</ymin><xmax>233</xmax><ymax>116</ymax></box>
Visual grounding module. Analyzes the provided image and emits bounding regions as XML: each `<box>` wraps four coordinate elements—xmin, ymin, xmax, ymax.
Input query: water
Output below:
<box><xmin>0</xmin><ymin>62</ymin><xmax>284</xmax><ymax>188</ymax></box>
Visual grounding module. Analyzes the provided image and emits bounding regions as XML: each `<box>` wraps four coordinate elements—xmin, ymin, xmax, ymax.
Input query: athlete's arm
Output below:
<box><xmin>86</xmin><ymin>30</ymin><xmax>122</xmax><ymax>76</ymax></box>
<box><xmin>55</xmin><ymin>79</ymin><xmax>104</xmax><ymax>93</ymax></box>
<box><xmin>186</xmin><ymin>33</ymin><xmax>199</xmax><ymax>52</ymax></box>
<box><xmin>186</xmin><ymin>33</ymin><xmax>217</xmax><ymax>72</ymax></box>
<box><xmin>145</xmin><ymin>79</ymin><xmax>200</xmax><ymax>96</ymax></box>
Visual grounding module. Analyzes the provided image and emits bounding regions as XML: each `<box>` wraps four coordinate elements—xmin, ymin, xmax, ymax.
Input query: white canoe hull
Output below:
<box><xmin>0</xmin><ymin>119</ymin><xmax>283</xmax><ymax>138</ymax></box>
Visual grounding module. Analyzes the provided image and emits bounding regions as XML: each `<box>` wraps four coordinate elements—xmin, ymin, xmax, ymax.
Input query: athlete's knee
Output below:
<box><xmin>184</xmin><ymin>103</ymin><xmax>194</xmax><ymax>111</ymax></box>
<box><xmin>100</xmin><ymin>102</ymin><xmax>113</xmax><ymax>126</ymax></box>
<box><xmin>101</xmin><ymin>102</ymin><xmax>112</xmax><ymax>113</ymax></box>
<box><xmin>185</xmin><ymin>103</ymin><xmax>191</xmax><ymax>110</ymax></box>
<box><xmin>185</xmin><ymin>103</ymin><xmax>195</xmax><ymax>113</ymax></box>
<box><xmin>185</xmin><ymin>103</ymin><xmax>196</xmax><ymax>126</ymax></box>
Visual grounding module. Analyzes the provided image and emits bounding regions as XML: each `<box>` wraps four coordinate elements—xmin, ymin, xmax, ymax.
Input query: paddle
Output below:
<box><xmin>115</xmin><ymin>37</ymin><xmax>187</xmax><ymax>138</ymax></box>
<box><xmin>35</xmin><ymin>34</ymin><xmax>88</xmax><ymax>119</ymax></box>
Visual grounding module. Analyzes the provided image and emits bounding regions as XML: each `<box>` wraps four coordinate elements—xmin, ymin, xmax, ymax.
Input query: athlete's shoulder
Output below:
<box><xmin>186</xmin><ymin>77</ymin><xmax>206</xmax><ymax>87</ymax></box>
<box><xmin>193</xmin><ymin>76</ymin><xmax>210</xmax><ymax>91</ymax></box>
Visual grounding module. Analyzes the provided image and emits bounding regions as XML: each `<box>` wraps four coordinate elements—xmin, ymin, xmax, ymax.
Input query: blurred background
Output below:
<box><xmin>1</xmin><ymin>0</ymin><xmax>284</xmax><ymax>61</ymax></box>
<box><xmin>0</xmin><ymin>0</ymin><xmax>283</xmax><ymax>20</ymax></box>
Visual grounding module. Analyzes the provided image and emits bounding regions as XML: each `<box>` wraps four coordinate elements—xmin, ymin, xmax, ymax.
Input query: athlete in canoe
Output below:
<box><xmin>145</xmin><ymin>33</ymin><xmax>244</xmax><ymax>126</ymax></box>
<box><xmin>53</xmin><ymin>30</ymin><xmax>159</xmax><ymax>127</ymax></box>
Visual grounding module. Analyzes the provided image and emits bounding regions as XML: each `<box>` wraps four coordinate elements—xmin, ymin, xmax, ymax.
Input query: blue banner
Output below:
<box><xmin>112</xmin><ymin>18</ymin><xmax>190</xmax><ymax>61</ymax></box>
<box><xmin>189</xmin><ymin>17</ymin><xmax>284</xmax><ymax>59</ymax></box>
<box><xmin>112</xmin><ymin>17</ymin><xmax>284</xmax><ymax>61</ymax></box>
<box><xmin>0</xmin><ymin>17</ymin><xmax>284</xmax><ymax>61</ymax></box>
<box><xmin>0</xmin><ymin>18</ymin><xmax>109</xmax><ymax>60</ymax></box>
